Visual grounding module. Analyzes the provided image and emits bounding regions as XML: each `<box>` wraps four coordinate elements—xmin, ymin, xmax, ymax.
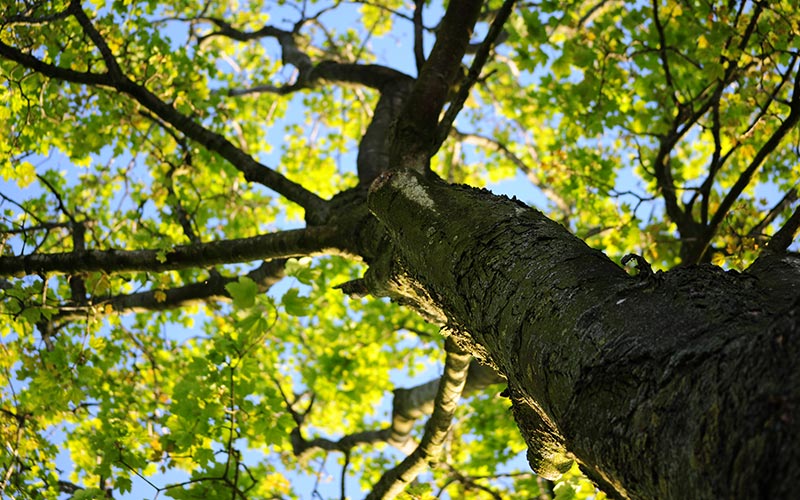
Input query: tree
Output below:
<box><xmin>1</xmin><ymin>0</ymin><xmax>798</xmax><ymax>498</ymax></box>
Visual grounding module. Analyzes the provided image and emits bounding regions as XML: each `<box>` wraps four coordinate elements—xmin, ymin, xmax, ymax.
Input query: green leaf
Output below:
<box><xmin>284</xmin><ymin>257</ymin><xmax>318</xmax><ymax>285</ymax></box>
<box><xmin>116</xmin><ymin>475</ymin><xmax>132</xmax><ymax>494</ymax></box>
<box><xmin>225</xmin><ymin>276</ymin><xmax>259</xmax><ymax>308</ymax></box>
<box><xmin>73</xmin><ymin>488</ymin><xmax>107</xmax><ymax>500</ymax></box>
<box><xmin>554</xmin><ymin>482</ymin><xmax>577</xmax><ymax>500</ymax></box>
<box><xmin>235</xmin><ymin>311</ymin><xmax>261</xmax><ymax>332</ymax></box>
<box><xmin>281</xmin><ymin>288</ymin><xmax>311</xmax><ymax>317</ymax></box>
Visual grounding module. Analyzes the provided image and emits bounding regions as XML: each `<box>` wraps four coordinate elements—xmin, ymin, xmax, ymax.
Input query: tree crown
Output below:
<box><xmin>1</xmin><ymin>0</ymin><xmax>798</xmax><ymax>498</ymax></box>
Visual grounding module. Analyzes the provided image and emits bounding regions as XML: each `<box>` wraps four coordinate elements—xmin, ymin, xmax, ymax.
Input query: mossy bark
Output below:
<box><xmin>367</xmin><ymin>169</ymin><xmax>800</xmax><ymax>499</ymax></box>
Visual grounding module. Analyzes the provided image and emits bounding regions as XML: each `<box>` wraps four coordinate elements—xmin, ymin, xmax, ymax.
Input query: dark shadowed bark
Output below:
<box><xmin>364</xmin><ymin>169</ymin><xmax>800</xmax><ymax>499</ymax></box>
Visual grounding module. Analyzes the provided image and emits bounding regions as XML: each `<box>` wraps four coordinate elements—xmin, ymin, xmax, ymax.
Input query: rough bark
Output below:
<box><xmin>365</xmin><ymin>169</ymin><xmax>800</xmax><ymax>499</ymax></box>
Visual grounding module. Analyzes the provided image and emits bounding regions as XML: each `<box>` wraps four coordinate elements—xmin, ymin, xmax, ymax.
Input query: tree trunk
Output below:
<box><xmin>365</xmin><ymin>169</ymin><xmax>800</xmax><ymax>499</ymax></box>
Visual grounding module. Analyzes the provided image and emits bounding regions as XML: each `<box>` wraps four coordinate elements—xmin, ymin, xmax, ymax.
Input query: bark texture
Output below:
<box><xmin>366</xmin><ymin>169</ymin><xmax>800</xmax><ymax>499</ymax></box>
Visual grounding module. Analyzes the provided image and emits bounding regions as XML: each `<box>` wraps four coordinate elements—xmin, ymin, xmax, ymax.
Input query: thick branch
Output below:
<box><xmin>243</xmin><ymin>58</ymin><xmax>415</xmax><ymax>185</ymax></box>
<box><xmin>66</xmin><ymin>4</ymin><xmax>327</xmax><ymax>207</ymax></box>
<box><xmin>434</xmin><ymin>0</ymin><xmax>516</xmax><ymax>152</ymax></box>
<box><xmin>200</xmin><ymin>17</ymin><xmax>314</xmax><ymax>85</ymax></box>
<box><xmin>226</xmin><ymin>57</ymin><xmax>415</xmax><ymax>183</ymax></box>
<box><xmin>356</xmin><ymin>77</ymin><xmax>415</xmax><ymax>184</ymax></box>
<box><xmin>0</xmin><ymin>39</ymin><xmax>109</xmax><ymax>86</ymax></box>
<box><xmin>117</xmin><ymin>77</ymin><xmax>326</xmax><ymax>211</ymax></box>
<box><xmin>67</xmin><ymin>0</ymin><xmax>123</xmax><ymax>81</ymax></box>
<box><xmin>413</xmin><ymin>0</ymin><xmax>425</xmax><ymax>73</ymax></box>
<box><xmin>51</xmin><ymin>260</ymin><xmax>286</xmax><ymax>323</ymax></box>
<box><xmin>291</xmin><ymin>358</ymin><xmax>503</xmax><ymax>459</ymax></box>
<box><xmin>210</xmin><ymin>11</ymin><xmax>414</xmax><ymax>96</ymax></box>
<box><xmin>389</xmin><ymin>0</ymin><xmax>482</xmax><ymax>170</ymax></box>
<box><xmin>309</xmin><ymin>62</ymin><xmax>411</xmax><ymax>90</ymax></box>
<box><xmin>0</xmin><ymin>36</ymin><xmax>326</xmax><ymax>213</ymax></box>
<box><xmin>698</xmin><ymin>99</ymin><xmax>723</xmax><ymax>225</ymax></box>
<box><xmin>229</xmin><ymin>61</ymin><xmax>411</xmax><ymax>96</ymax></box>
<box><xmin>366</xmin><ymin>336</ymin><xmax>471</xmax><ymax>500</ymax></box>
<box><xmin>0</xmin><ymin>226</ymin><xmax>343</xmax><ymax>277</ymax></box>
<box><xmin>292</xmin><ymin>427</ymin><xmax>396</xmax><ymax>458</ymax></box>
<box><xmin>653</xmin><ymin>136</ymin><xmax>685</xmax><ymax>232</ymax></box>
<box><xmin>202</xmin><ymin>18</ymin><xmax>292</xmax><ymax>44</ymax></box>
<box><xmin>389</xmin><ymin>359</ymin><xmax>504</xmax><ymax>446</ymax></box>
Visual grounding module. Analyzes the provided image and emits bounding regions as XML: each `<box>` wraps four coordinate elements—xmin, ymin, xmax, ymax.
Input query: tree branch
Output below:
<box><xmin>229</xmin><ymin>61</ymin><xmax>413</xmax><ymax>97</ymax></box>
<box><xmin>199</xmin><ymin>16</ymin><xmax>313</xmax><ymax>80</ymax></box>
<box><xmin>652</xmin><ymin>127</ymin><xmax>687</xmax><ymax>232</ymax></box>
<box><xmin>689</xmin><ymin>53</ymin><xmax>799</xmax><ymax>222</ymax></box>
<box><xmin>292</xmin><ymin>426</ymin><xmax>398</xmax><ymax>458</ymax></box>
<box><xmin>309</xmin><ymin>61</ymin><xmax>412</xmax><ymax>90</ymax></box>
<box><xmin>34</xmin><ymin>172</ymin><xmax>89</xmax><ymax>303</ymax></box>
<box><xmin>0</xmin><ymin>39</ymin><xmax>109</xmax><ymax>86</ymax></box>
<box><xmin>140</xmin><ymin>11</ymin><xmax>417</xmax><ymax>189</ymax></box>
<box><xmin>434</xmin><ymin>0</ymin><xmax>516</xmax><ymax>153</ymax></box>
<box><xmin>413</xmin><ymin>0</ymin><xmax>425</xmax><ymax>73</ymax></box>
<box><xmin>651</xmin><ymin>0</ymin><xmax>680</xmax><ymax>106</ymax></box>
<box><xmin>291</xmin><ymin>358</ymin><xmax>502</xmax><ymax>459</ymax></box>
<box><xmin>389</xmin><ymin>359</ymin><xmax>503</xmax><ymax>447</ymax></box>
<box><xmin>58</xmin><ymin>480</ymin><xmax>84</xmax><ymax>494</ymax></box>
<box><xmin>355</xmin><ymin>75</ymin><xmax>415</xmax><ymax>184</ymax></box>
<box><xmin>49</xmin><ymin>260</ymin><xmax>286</xmax><ymax>324</ymax></box>
<box><xmin>700</xmin><ymin>67</ymin><xmax>800</xmax><ymax>260</ymax></box>
<box><xmin>366</xmin><ymin>336</ymin><xmax>471</xmax><ymax>500</ymax></box>
<box><xmin>648</xmin><ymin>2</ymin><xmax>766</xmax><ymax>247</ymax></box>
<box><xmin>389</xmin><ymin>0</ymin><xmax>482</xmax><ymax>171</ymax></box>
<box><xmin>208</xmin><ymin>11</ymin><xmax>414</xmax><ymax>97</ymax></box>
<box><xmin>0</xmin><ymin>226</ymin><xmax>343</xmax><ymax>277</ymax></box>
<box><xmin>2</xmin><ymin>4</ymin><xmax>71</xmax><ymax>26</ymax></box>
<box><xmin>231</xmin><ymin>60</ymin><xmax>416</xmax><ymax>184</ymax></box>
<box><xmin>750</xmin><ymin>187</ymin><xmax>799</xmax><ymax>238</ymax></box>
<box><xmin>765</xmin><ymin>202</ymin><xmax>800</xmax><ymax>253</ymax></box>
<box><xmin>116</xmin><ymin>78</ymin><xmax>327</xmax><ymax>213</ymax></box>
<box><xmin>0</xmin><ymin>25</ymin><xmax>327</xmax><ymax>213</ymax></box>
<box><xmin>67</xmin><ymin>0</ymin><xmax>124</xmax><ymax>81</ymax></box>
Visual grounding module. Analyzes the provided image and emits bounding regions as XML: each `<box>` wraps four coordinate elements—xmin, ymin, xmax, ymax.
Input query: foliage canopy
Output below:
<box><xmin>1</xmin><ymin>0</ymin><xmax>798</xmax><ymax>498</ymax></box>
